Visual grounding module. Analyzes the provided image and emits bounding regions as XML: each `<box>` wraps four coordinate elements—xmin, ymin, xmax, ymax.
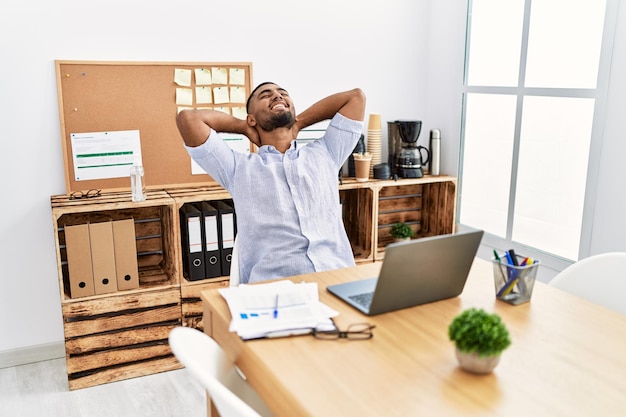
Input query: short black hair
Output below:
<box><xmin>246</xmin><ymin>81</ymin><xmax>276</xmax><ymax>113</ymax></box>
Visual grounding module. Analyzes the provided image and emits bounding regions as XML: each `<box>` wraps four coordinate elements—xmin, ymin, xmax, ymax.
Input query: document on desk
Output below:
<box><xmin>218</xmin><ymin>280</ymin><xmax>337</xmax><ymax>340</ymax></box>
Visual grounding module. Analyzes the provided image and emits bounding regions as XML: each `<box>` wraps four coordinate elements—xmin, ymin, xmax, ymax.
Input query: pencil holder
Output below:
<box><xmin>492</xmin><ymin>254</ymin><xmax>541</xmax><ymax>305</ymax></box>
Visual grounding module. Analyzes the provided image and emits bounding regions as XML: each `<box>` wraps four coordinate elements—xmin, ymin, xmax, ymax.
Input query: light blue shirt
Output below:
<box><xmin>185</xmin><ymin>113</ymin><xmax>364</xmax><ymax>283</ymax></box>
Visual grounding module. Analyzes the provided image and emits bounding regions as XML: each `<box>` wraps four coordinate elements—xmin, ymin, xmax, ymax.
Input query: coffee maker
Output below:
<box><xmin>387</xmin><ymin>120</ymin><xmax>430</xmax><ymax>178</ymax></box>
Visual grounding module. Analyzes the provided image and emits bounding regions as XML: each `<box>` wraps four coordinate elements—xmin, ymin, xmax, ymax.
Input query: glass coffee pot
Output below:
<box><xmin>395</xmin><ymin>120</ymin><xmax>430</xmax><ymax>178</ymax></box>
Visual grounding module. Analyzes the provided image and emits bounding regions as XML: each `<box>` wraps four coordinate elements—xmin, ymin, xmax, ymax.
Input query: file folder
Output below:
<box><xmin>194</xmin><ymin>202</ymin><xmax>222</xmax><ymax>279</ymax></box>
<box><xmin>64</xmin><ymin>223</ymin><xmax>95</xmax><ymax>298</ymax></box>
<box><xmin>89</xmin><ymin>221</ymin><xmax>118</xmax><ymax>295</ymax></box>
<box><xmin>214</xmin><ymin>200</ymin><xmax>236</xmax><ymax>276</ymax></box>
<box><xmin>180</xmin><ymin>204</ymin><xmax>205</xmax><ymax>281</ymax></box>
<box><xmin>112</xmin><ymin>219</ymin><xmax>140</xmax><ymax>291</ymax></box>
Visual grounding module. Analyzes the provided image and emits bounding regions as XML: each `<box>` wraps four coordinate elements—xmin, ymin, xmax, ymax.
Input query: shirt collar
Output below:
<box><xmin>257</xmin><ymin>140</ymin><xmax>297</xmax><ymax>155</ymax></box>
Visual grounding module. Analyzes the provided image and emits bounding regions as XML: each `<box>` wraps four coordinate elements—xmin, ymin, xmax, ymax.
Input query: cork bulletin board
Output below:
<box><xmin>55</xmin><ymin>60</ymin><xmax>253</xmax><ymax>194</ymax></box>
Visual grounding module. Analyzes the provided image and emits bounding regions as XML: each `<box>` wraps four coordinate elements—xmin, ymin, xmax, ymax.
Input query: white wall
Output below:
<box><xmin>0</xmin><ymin>0</ymin><xmax>447</xmax><ymax>355</ymax></box>
<box><xmin>3</xmin><ymin>0</ymin><xmax>625</xmax><ymax>358</ymax></box>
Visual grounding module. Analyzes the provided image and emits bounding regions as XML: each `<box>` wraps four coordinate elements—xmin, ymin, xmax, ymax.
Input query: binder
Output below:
<box><xmin>180</xmin><ymin>204</ymin><xmax>205</xmax><ymax>281</ymax></box>
<box><xmin>214</xmin><ymin>200</ymin><xmax>236</xmax><ymax>276</ymax></box>
<box><xmin>89</xmin><ymin>221</ymin><xmax>118</xmax><ymax>295</ymax></box>
<box><xmin>64</xmin><ymin>223</ymin><xmax>95</xmax><ymax>298</ymax></box>
<box><xmin>194</xmin><ymin>202</ymin><xmax>222</xmax><ymax>279</ymax></box>
<box><xmin>112</xmin><ymin>219</ymin><xmax>140</xmax><ymax>291</ymax></box>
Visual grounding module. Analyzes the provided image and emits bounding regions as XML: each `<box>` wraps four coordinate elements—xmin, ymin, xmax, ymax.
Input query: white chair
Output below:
<box><xmin>229</xmin><ymin>236</ymin><xmax>240</xmax><ymax>286</ymax></box>
<box><xmin>549</xmin><ymin>252</ymin><xmax>626</xmax><ymax>316</ymax></box>
<box><xmin>168</xmin><ymin>326</ymin><xmax>275</xmax><ymax>417</ymax></box>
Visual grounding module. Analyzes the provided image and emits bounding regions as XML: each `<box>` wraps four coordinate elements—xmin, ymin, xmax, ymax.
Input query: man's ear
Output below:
<box><xmin>246</xmin><ymin>114</ymin><xmax>256</xmax><ymax>127</ymax></box>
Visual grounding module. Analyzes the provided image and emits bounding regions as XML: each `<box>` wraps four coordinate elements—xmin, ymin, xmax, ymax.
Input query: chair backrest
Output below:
<box><xmin>230</xmin><ymin>236</ymin><xmax>240</xmax><ymax>286</ymax></box>
<box><xmin>549</xmin><ymin>252</ymin><xmax>626</xmax><ymax>316</ymax></box>
<box><xmin>168</xmin><ymin>327</ymin><xmax>274</xmax><ymax>417</ymax></box>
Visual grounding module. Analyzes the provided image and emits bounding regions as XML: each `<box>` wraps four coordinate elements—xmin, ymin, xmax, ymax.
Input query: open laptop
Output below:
<box><xmin>327</xmin><ymin>229</ymin><xmax>484</xmax><ymax>316</ymax></box>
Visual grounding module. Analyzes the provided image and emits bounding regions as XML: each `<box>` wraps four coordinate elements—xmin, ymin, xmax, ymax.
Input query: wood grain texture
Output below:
<box><xmin>202</xmin><ymin>260</ymin><xmax>626</xmax><ymax>417</ymax></box>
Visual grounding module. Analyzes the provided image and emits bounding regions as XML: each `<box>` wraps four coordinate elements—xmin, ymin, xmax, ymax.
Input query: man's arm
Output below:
<box><xmin>294</xmin><ymin>88</ymin><xmax>366</xmax><ymax>134</ymax></box>
<box><xmin>176</xmin><ymin>109</ymin><xmax>259</xmax><ymax>147</ymax></box>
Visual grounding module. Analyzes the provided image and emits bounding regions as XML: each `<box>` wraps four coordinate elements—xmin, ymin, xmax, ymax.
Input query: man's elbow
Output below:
<box><xmin>175</xmin><ymin>110</ymin><xmax>206</xmax><ymax>147</ymax></box>
<box><xmin>175</xmin><ymin>109</ymin><xmax>194</xmax><ymax>133</ymax></box>
<box><xmin>346</xmin><ymin>88</ymin><xmax>366</xmax><ymax>121</ymax></box>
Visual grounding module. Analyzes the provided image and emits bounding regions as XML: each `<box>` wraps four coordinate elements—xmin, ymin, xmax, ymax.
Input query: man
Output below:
<box><xmin>176</xmin><ymin>83</ymin><xmax>365</xmax><ymax>283</ymax></box>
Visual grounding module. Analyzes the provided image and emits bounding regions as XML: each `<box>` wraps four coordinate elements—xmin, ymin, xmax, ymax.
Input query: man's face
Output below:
<box><xmin>248</xmin><ymin>84</ymin><xmax>296</xmax><ymax>131</ymax></box>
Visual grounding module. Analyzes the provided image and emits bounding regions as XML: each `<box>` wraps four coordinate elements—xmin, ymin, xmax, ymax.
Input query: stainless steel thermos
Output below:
<box><xmin>429</xmin><ymin>129</ymin><xmax>441</xmax><ymax>176</ymax></box>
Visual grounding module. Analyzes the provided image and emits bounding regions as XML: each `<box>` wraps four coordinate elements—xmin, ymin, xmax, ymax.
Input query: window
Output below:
<box><xmin>459</xmin><ymin>0</ymin><xmax>616</xmax><ymax>265</ymax></box>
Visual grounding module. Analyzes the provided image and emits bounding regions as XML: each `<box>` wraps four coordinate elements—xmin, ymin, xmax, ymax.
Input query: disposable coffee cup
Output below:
<box><xmin>368</xmin><ymin>114</ymin><xmax>382</xmax><ymax>130</ymax></box>
<box><xmin>353</xmin><ymin>153</ymin><xmax>372</xmax><ymax>182</ymax></box>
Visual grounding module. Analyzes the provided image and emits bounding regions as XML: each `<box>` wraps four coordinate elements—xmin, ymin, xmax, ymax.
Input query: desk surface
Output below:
<box><xmin>201</xmin><ymin>259</ymin><xmax>626</xmax><ymax>417</ymax></box>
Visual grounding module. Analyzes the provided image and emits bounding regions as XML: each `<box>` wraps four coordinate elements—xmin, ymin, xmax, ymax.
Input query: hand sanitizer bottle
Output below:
<box><xmin>130</xmin><ymin>157</ymin><xmax>146</xmax><ymax>202</ymax></box>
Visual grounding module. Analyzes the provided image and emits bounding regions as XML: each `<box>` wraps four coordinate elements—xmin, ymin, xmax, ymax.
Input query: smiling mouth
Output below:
<box><xmin>271</xmin><ymin>103</ymin><xmax>287</xmax><ymax>110</ymax></box>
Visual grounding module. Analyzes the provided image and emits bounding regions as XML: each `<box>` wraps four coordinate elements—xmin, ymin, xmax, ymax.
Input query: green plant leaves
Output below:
<box><xmin>448</xmin><ymin>307</ymin><xmax>511</xmax><ymax>357</ymax></box>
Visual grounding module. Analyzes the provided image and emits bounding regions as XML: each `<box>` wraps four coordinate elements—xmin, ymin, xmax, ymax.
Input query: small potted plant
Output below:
<box><xmin>448</xmin><ymin>307</ymin><xmax>511</xmax><ymax>374</ymax></box>
<box><xmin>390</xmin><ymin>222</ymin><xmax>414</xmax><ymax>242</ymax></box>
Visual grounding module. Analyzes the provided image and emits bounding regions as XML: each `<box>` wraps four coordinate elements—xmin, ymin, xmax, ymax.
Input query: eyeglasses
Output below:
<box><xmin>69</xmin><ymin>189</ymin><xmax>101</xmax><ymax>200</ymax></box>
<box><xmin>312</xmin><ymin>320</ymin><xmax>375</xmax><ymax>341</ymax></box>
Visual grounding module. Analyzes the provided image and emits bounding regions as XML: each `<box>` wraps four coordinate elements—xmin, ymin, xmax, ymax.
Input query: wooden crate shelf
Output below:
<box><xmin>51</xmin><ymin>190</ymin><xmax>179</xmax><ymax>302</ymax></box>
<box><xmin>61</xmin><ymin>288</ymin><xmax>182</xmax><ymax>390</ymax></box>
<box><xmin>340</xmin><ymin>187</ymin><xmax>374</xmax><ymax>262</ymax></box>
<box><xmin>181</xmin><ymin>279</ymin><xmax>230</xmax><ymax>330</ymax></box>
<box><xmin>50</xmin><ymin>176</ymin><xmax>456</xmax><ymax>389</ymax></box>
<box><xmin>340</xmin><ymin>176</ymin><xmax>457</xmax><ymax>260</ymax></box>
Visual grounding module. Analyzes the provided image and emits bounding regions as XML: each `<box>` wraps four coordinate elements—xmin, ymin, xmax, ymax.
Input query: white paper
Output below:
<box><xmin>218</xmin><ymin>280</ymin><xmax>337</xmax><ymax>340</ymax></box>
<box><xmin>70</xmin><ymin>130</ymin><xmax>142</xmax><ymax>181</ymax></box>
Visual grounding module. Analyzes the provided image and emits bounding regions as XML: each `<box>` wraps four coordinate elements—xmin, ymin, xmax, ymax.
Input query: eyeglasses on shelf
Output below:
<box><xmin>69</xmin><ymin>189</ymin><xmax>101</xmax><ymax>200</ymax></box>
<box><xmin>312</xmin><ymin>320</ymin><xmax>375</xmax><ymax>341</ymax></box>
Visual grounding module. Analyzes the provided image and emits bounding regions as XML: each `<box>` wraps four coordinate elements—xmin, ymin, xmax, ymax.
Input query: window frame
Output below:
<box><xmin>458</xmin><ymin>0</ymin><xmax>619</xmax><ymax>274</ymax></box>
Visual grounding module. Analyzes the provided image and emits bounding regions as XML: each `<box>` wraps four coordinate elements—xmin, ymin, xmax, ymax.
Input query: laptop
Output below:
<box><xmin>327</xmin><ymin>229</ymin><xmax>484</xmax><ymax>316</ymax></box>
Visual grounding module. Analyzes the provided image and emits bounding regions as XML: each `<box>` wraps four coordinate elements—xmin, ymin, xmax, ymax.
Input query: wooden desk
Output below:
<box><xmin>201</xmin><ymin>259</ymin><xmax>626</xmax><ymax>416</ymax></box>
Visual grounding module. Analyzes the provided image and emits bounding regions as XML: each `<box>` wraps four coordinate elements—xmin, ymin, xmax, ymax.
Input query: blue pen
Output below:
<box><xmin>504</xmin><ymin>251</ymin><xmax>516</xmax><ymax>279</ymax></box>
<box><xmin>273</xmin><ymin>294</ymin><xmax>279</xmax><ymax>319</ymax></box>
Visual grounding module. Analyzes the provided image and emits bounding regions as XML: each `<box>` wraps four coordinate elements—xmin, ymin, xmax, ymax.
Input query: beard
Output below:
<box><xmin>257</xmin><ymin>111</ymin><xmax>296</xmax><ymax>131</ymax></box>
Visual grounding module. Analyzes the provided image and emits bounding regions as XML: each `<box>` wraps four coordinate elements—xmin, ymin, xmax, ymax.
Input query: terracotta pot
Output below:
<box><xmin>455</xmin><ymin>348</ymin><xmax>501</xmax><ymax>374</ymax></box>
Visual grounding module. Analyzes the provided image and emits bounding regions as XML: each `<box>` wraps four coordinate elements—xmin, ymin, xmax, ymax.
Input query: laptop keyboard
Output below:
<box><xmin>349</xmin><ymin>292</ymin><xmax>373</xmax><ymax>309</ymax></box>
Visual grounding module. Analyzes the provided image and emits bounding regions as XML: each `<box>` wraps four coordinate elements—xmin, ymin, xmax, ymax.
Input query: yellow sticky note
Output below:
<box><xmin>211</xmin><ymin>67</ymin><xmax>228</xmax><ymax>84</ymax></box>
<box><xmin>214</xmin><ymin>107</ymin><xmax>231</xmax><ymax>115</ymax></box>
<box><xmin>232</xmin><ymin>107</ymin><xmax>247</xmax><ymax>120</ymax></box>
<box><xmin>176</xmin><ymin>88</ymin><xmax>193</xmax><ymax>106</ymax></box>
<box><xmin>174</xmin><ymin>69</ymin><xmax>192</xmax><ymax>87</ymax></box>
<box><xmin>196</xmin><ymin>86</ymin><xmax>213</xmax><ymax>104</ymax></box>
<box><xmin>195</xmin><ymin>68</ymin><xmax>212</xmax><ymax>85</ymax></box>
<box><xmin>213</xmin><ymin>87</ymin><xmax>230</xmax><ymax>104</ymax></box>
<box><xmin>230</xmin><ymin>87</ymin><xmax>246</xmax><ymax>104</ymax></box>
<box><xmin>229</xmin><ymin>68</ymin><xmax>245</xmax><ymax>85</ymax></box>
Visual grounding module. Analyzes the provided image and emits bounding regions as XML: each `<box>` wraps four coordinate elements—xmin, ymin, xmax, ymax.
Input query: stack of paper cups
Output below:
<box><xmin>367</xmin><ymin>113</ymin><xmax>383</xmax><ymax>177</ymax></box>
